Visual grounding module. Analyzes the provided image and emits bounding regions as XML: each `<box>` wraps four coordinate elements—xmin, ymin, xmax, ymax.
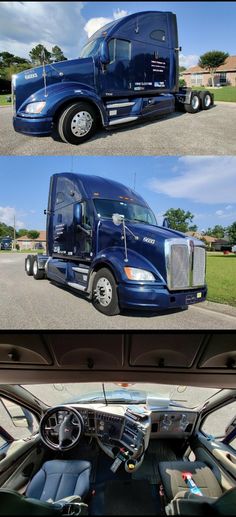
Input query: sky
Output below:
<box><xmin>0</xmin><ymin>156</ymin><xmax>236</xmax><ymax>232</ymax></box>
<box><xmin>0</xmin><ymin>1</ymin><xmax>235</xmax><ymax>69</ymax></box>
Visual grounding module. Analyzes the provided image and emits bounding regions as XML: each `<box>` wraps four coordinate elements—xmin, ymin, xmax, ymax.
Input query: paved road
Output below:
<box><xmin>1</xmin><ymin>103</ymin><xmax>236</xmax><ymax>155</ymax></box>
<box><xmin>1</xmin><ymin>253</ymin><xmax>236</xmax><ymax>330</ymax></box>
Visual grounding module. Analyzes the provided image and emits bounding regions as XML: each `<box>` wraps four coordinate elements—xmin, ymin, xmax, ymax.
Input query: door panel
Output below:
<box><xmin>191</xmin><ymin>429</ymin><xmax>236</xmax><ymax>493</ymax></box>
<box><xmin>0</xmin><ymin>436</ymin><xmax>44</xmax><ymax>490</ymax></box>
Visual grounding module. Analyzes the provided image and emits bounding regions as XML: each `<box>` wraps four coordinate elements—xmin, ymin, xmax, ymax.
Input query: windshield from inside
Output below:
<box><xmin>93</xmin><ymin>199</ymin><xmax>157</xmax><ymax>226</ymax></box>
<box><xmin>80</xmin><ymin>37</ymin><xmax>104</xmax><ymax>58</ymax></box>
<box><xmin>21</xmin><ymin>383</ymin><xmax>221</xmax><ymax>409</ymax></box>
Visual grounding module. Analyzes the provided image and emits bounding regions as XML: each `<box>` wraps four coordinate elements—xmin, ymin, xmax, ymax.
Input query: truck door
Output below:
<box><xmin>100</xmin><ymin>37</ymin><xmax>133</xmax><ymax>96</ymax></box>
<box><xmin>74</xmin><ymin>202</ymin><xmax>93</xmax><ymax>260</ymax></box>
<box><xmin>52</xmin><ymin>175</ymin><xmax>82</xmax><ymax>257</ymax></box>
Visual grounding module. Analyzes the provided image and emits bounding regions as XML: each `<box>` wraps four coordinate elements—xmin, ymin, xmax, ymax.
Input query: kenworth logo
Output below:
<box><xmin>143</xmin><ymin>237</ymin><xmax>155</xmax><ymax>245</ymax></box>
<box><xmin>25</xmin><ymin>73</ymin><xmax>38</xmax><ymax>80</ymax></box>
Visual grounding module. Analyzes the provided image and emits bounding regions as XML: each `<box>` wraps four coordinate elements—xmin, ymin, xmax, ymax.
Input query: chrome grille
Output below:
<box><xmin>193</xmin><ymin>246</ymin><xmax>206</xmax><ymax>286</ymax></box>
<box><xmin>165</xmin><ymin>238</ymin><xmax>205</xmax><ymax>290</ymax></box>
<box><xmin>170</xmin><ymin>245</ymin><xmax>189</xmax><ymax>289</ymax></box>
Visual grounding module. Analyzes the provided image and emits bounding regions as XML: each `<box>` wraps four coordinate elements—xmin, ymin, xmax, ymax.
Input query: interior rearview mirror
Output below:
<box><xmin>100</xmin><ymin>40</ymin><xmax>110</xmax><ymax>65</ymax></box>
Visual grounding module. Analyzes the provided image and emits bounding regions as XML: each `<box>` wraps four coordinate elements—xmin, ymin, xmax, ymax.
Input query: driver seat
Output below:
<box><xmin>26</xmin><ymin>460</ymin><xmax>91</xmax><ymax>502</ymax></box>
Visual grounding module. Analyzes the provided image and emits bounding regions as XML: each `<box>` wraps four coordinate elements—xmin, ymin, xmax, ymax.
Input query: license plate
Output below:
<box><xmin>186</xmin><ymin>292</ymin><xmax>202</xmax><ymax>304</ymax></box>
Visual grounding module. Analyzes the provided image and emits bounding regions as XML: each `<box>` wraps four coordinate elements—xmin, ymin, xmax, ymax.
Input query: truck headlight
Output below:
<box><xmin>124</xmin><ymin>267</ymin><xmax>155</xmax><ymax>281</ymax></box>
<box><xmin>25</xmin><ymin>101</ymin><xmax>46</xmax><ymax>114</ymax></box>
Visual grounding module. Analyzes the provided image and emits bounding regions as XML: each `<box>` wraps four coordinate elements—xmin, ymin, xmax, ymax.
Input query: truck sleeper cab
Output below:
<box><xmin>13</xmin><ymin>11</ymin><xmax>214</xmax><ymax>145</ymax></box>
<box><xmin>25</xmin><ymin>172</ymin><xmax>207</xmax><ymax>316</ymax></box>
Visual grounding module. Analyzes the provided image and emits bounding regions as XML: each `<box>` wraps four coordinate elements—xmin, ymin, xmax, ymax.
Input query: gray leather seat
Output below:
<box><xmin>159</xmin><ymin>461</ymin><xmax>223</xmax><ymax>501</ymax></box>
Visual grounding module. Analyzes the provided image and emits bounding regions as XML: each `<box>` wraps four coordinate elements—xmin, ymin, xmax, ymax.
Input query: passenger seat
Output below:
<box><xmin>158</xmin><ymin>461</ymin><xmax>236</xmax><ymax>515</ymax></box>
<box><xmin>158</xmin><ymin>460</ymin><xmax>223</xmax><ymax>501</ymax></box>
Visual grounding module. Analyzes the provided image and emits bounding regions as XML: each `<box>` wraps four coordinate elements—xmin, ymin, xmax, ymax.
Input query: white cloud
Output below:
<box><xmin>84</xmin><ymin>8</ymin><xmax>128</xmax><ymax>38</ymax></box>
<box><xmin>0</xmin><ymin>206</ymin><xmax>25</xmax><ymax>229</ymax></box>
<box><xmin>0</xmin><ymin>2</ymin><xmax>86</xmax><ymax>59</ymax></box>
<box><xmin>225</xmin><ymin>205</ymin><xmax>233</xmax><ymax>210</ymax></box>
<box><xmin>179</xmin><ymin>53</ymin><xmax>199</xmax><ymax>69</ymax></box>
<box><xmin>149</xmin><ymin>157</ymin><xmax>236</xmax><ymax>204</ymax></box>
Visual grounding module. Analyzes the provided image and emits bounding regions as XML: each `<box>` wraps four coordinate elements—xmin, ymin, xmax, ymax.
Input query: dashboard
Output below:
<box><xmin>46</xmin><ymin>403</ymin><xmax>198</xmax><ymax>458</ymax></box>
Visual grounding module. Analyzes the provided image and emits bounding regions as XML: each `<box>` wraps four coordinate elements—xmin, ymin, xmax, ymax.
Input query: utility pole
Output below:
<box><xmin>13</xmin><ymin>215</ymin><xmax>16</xmax><ymax>251</ymax></box>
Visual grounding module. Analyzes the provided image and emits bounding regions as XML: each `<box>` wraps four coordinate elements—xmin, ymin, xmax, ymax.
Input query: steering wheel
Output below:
<box><xmin>40</xmin><ymin>405</ymin><xmax>84</xmax><ymax>451</ymax></box>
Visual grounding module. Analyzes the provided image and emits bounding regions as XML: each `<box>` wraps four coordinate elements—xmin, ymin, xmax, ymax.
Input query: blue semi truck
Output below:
<box><xmin>13</xmin><ymin>11</ymin><xmax>213</xmax><ymax>145</ymax></box>
<box><xmin>25</xmin><ymin>173</ymin><xmax>207</xmax><ymax>315</ymax></box>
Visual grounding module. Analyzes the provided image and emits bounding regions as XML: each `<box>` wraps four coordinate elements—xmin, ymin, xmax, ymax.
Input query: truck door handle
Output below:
<box><xmin>226</xmin><ymin>453</ymin><xmax>236</xmax><ymax>464</ymax></box>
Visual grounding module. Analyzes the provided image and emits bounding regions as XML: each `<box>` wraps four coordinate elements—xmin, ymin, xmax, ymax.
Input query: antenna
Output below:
<box><xmin>133</xmin><ymin>171</ymin><xmax>136</xmax><ymax>191</ymax></box>
<box><xmin>41</xmin><ymin>48</ymin><xmax>47</xmax><ymax>98</ymax></box>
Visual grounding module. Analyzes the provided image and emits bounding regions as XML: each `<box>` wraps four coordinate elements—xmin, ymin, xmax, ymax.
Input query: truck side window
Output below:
<box><xmin>108</xmin><ymin>39</ymin><xmax>131</xmax><ymax>62</ymax></box>
<box><xmin>150</xmin><ymin>30</ymin><xmax>166</xmax><ymax>42</ymax></box>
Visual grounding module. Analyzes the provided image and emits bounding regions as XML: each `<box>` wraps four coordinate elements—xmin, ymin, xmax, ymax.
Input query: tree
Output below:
<box><xmin>198</xmin><ymin>51</ymin><xmax>229</xmax><ymax>87</ymax></box>
<box><xmin>163</xmin><ymin>208</ymin><xmax>195</xmax><ymax>233</ymax></box>
<box><xmin>188</xmin><ymin>224</ymin><xmax>198</xmax><ymax>232</ymax></box>
<box><xmin>26</xmin><ymin>230</ymin><xmax>40</xmax><ymax>240</ymax></box>
<box><xmin>51</xmin><ymin>45</ymin><xmax>67</xmax><ymax>62</ymax></box>
<box><xmin>29</xmin><ymin>44</ymin><xmax>51</xmax><ymax>65</ymax></box>
<box><xmin>17</xmin><ymin>228</ymin><xmax>28</xmax><ymax>237</ymax></box>
<box><xmin>204</xmin><ymin>225</ymin><xmax>225</xmax><ymax>238</ymax></box>
<box><xmin>0</xmin><ymin>222</ymin><xmax>14</xmax><ymax>238</ymax></box>
<box><xmin>0</xmin><ymin>52</ymin><xmax>15</xmax><ymax>67</ymax></box>
<box><xmin>228</xmin><ymin>222</ymin><xmax>236</xmax><ymax>245</ymax></box>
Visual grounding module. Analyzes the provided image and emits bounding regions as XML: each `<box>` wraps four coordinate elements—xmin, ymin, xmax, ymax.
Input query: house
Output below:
<box><xmin>16</xmin><ymin>230</ymin><xmax>46</xmax><ymax>251</ymax></box>
<box><xmin>185</xmin><ymin>232</ymin><xmax>217</xmax><ymax>250</ymax></box>
<box><xmin>181</xmin><ymin>55</ymin><xmax>236</xmax><ymax>88</ymax></box>
<box><xmin>212</xmin><ymin>238</ymin><xmax>232</xmax><ymax>252</ymax></box>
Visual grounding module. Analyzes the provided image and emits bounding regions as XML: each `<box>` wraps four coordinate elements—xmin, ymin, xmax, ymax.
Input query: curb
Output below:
<box><xmin>194</xmin><ymin>300</ymin><xmax>236</xmax><ymax>318</ymax></box>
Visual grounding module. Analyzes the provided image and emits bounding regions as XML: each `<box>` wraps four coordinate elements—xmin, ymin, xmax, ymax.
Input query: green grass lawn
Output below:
<box><xmin>0</xmin><ymin>94</ymin><xmax>11</xmax><ymax>106</ymax></box>
<box><xmin>206</xmin><ymin>253</ymin><xmax>236</xmax><ymax>306</ymax></box>
<box><xmin>0</xmin><ymin>249</ymin><xmax>44</xmax><ymax>254</ymax></box>
<box><xmin>195</xmin><ymin>86</ymin><xmax>236</xmax><ymax>102</ymax></box>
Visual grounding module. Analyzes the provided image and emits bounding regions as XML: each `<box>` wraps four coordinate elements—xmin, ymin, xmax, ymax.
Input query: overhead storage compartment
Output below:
<box><xmin>0</xmin><ymin>334</ymin><xmax>52</xmax><ymax>365</ymax></box>
<box><xmin>129</xmin><ymin>334</ymin><xmax>204</xmax><ymax>367</ymax></box>
<box><xmin>45</xmin><ymin>334</ymin><xmax>124</xmax><ymax>368</ymax></box>
<box><xmin>198</xmin><ymin>334</ymin><xmax>236</xmax><ymax>368</ymax></box>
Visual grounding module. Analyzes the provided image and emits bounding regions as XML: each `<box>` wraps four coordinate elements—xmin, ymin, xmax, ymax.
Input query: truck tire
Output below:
<box><xmin>184</xmin><ymin>91</ymin><xmax>200</xmax><ymax>114</ymax></box>
<box><xmin>33</xmin><ymin>258</ymin><xmax>44</xmax><ymax>280</ymax></box>
<box><xmin>92</xmin><ymin>268</ymin><xmax>120</xmax><ymax>316</ymax></box>
<box><xmin>25</xmin><ymin>256</ymin><xmax>33</xmax><ymax>276</ymax></box>
<box><xmin>58</xmin><ymin>102</ymin><xmax>97</xmax><ymax>144</ymax></box>
<box><xmin>199</xmin><ymin>90</ymin><xmax>213</xmax><ymax>110</ymax></box>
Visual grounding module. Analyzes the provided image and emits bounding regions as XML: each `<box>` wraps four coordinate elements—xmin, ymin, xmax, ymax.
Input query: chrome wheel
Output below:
<box><xmin>94</xmin><ymin>277</ymin><xmax>112</xmax><ymax>307</ymax></box>
<box><xmin>33</xmin><ymin>260</ymin><xmax>38</xmax><ymax>275</ymax></box>
<box><xmin>191</xmin><ymin>95</ymin><xmax>199</xmax><ymax>110</ymax></box>
<box><xmin>204</xmin><ymin>94</ymin><xmax>211</xmax><ymax>107</ymax></box>
<box><xmin>71</xmin><ymin>111</ymin><xmax>93</xmax><ymax>137</ymax></box>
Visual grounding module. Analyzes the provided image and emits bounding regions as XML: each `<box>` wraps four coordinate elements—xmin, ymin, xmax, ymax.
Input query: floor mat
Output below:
<box><xmin>132</xmin><ymin>453</ymin><xmax>160</xmax><ymax>484</ymax></box>
<box><xmin>104</xmin><ymin>479</ymin><xmax>160</xmax><ymax>515</ymax></box>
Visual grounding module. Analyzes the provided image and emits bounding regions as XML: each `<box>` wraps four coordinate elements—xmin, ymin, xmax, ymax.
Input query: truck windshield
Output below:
<box><xmin>80</xmin><ymin>37</ymin><xmax>104</xmax><ymax>58</ymax></box>
<box><xmin>93</xmin><ymin>199</ymin><xmax>157</xmax><ymax>226</ymax></box>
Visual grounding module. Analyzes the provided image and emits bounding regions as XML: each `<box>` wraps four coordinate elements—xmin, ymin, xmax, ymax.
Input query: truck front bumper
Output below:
<box><xmin>118</xmin><ymin>283</ymin><xmax>207</xmax><ymax>311</ymax></box>
<box><xmin>13</xmin><ymin>115</ymin><xmax>53</xmax><ymax>136</ymax></box>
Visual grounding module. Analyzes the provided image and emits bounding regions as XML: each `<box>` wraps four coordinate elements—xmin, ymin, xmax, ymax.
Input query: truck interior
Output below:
<box><xmin>0</xmin><ymin>332</ymin><xmax>235</xmax><ymax>515</ymax></box>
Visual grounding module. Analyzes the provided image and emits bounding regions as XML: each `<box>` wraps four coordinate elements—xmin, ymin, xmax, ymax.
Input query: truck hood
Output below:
<box><xmin>13</xmin><ymin>57</ymin><xmax>95</xmax><ymax>111</ymax></box>
<box><xmin>99</xmin><ymin>220</ymin><xmax>204</xmax><ymax>282</ymax></box>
